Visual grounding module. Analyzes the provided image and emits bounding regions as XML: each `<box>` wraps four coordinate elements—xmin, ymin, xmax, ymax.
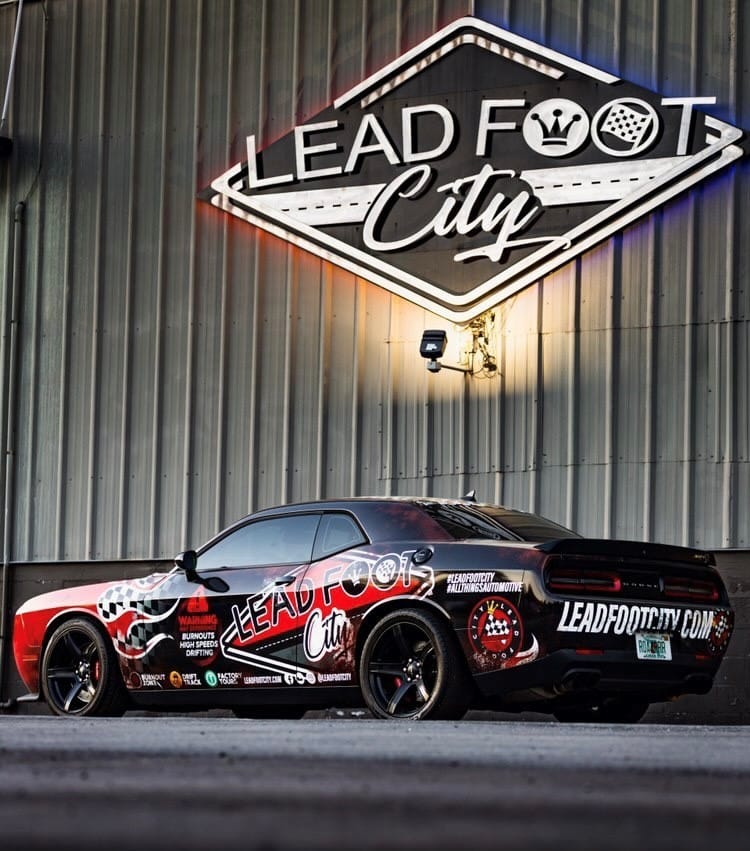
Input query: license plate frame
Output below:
<box><xmin>635</xmin><ymin>632</ymin><xmax>672</xmax><ymax>661</ymax></box>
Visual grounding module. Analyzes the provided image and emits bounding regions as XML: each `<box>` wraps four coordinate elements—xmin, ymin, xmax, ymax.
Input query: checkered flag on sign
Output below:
<box><xmin>600</xmin><ymin>103</ymin><xmax>652</xmax><ymax>145</ymax></box>
<box><xmin>483</xmin><ymin>614</ymin><xmax>510</xmax><ymax>638</ymax></box>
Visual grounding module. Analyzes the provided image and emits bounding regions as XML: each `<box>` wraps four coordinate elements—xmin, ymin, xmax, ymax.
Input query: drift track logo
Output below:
<box><xmin>202</xmin><ymin>17</ymin><xmax>743</xmax><ymax>322</ymax></box>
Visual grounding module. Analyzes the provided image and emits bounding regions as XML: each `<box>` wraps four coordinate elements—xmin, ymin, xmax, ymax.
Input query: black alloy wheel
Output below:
<box><xmin>359</xmin><ymin>608</ymin><xmax>470</xmax><ymax>720</ymax></box>
<box><xmin>41</xmin><ymin>618</ymin><xmax>127</xmax><ymax>717</ymax></box>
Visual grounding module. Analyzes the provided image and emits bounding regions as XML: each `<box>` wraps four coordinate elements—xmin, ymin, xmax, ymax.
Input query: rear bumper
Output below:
<box><xmin>474</xmin><ymin>648</ymin><xmax>719</xmax><ymax>701</ymax></box>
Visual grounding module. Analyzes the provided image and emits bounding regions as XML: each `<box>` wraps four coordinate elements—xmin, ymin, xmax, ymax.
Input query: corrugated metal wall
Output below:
<box><xmin>0</xmin><ymin>0</ymin><xmax>747</xmax><ymax>563</ymax></box>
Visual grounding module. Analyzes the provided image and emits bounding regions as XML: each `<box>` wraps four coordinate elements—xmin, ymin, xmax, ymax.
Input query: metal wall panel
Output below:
<box><xmin>0</xmin><ymin>0</ymin><xmax>748</xmax><ymax>565</ymax></box>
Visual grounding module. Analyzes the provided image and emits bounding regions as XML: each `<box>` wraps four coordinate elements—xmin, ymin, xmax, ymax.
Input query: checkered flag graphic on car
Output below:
<box><xmin>112</xmin><ymin>619</ymin><xmax>161</xmax><ymax>656</ymax></box>
<box><xmin>483</xmin><ymin>614</ymin><xmax>510</xmax><ymax>637</ymax></box>
<box><xmin>97</xmin><ymin>576</ymin><xmax>179</xmax><ymax>661</ymax></box>
<box><xmin>714</xmin><ymin>613</ymin><xmax>729</xmax><ymax>632</ymax></box>
<box><xmin>98</xmin><ymin>584</ymin><xmax>172</xmax><ymax>622</ymax></box>
<box><xmin>600</xmin><ymin>103</ymin><xmax>652</xmax><ymax>145</ymax></box>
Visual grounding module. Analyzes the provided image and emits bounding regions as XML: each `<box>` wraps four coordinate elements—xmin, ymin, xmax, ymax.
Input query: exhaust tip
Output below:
<box><xmin>558</xmin><ymin>669</ymin><xmax>601</xmax><ymax>693</ymax></box>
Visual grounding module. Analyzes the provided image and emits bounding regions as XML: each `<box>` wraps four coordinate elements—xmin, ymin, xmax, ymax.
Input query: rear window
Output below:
<box><xmin>415</xmin><ymin>501</ymin><xmax>580</xmax><ymax>543</ymax></box>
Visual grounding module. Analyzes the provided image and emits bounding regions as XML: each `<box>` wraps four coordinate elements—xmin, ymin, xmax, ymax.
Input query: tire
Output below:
<box><xmin>358</xmin><ymin>608</ymin><xmax>471</xmax><ymax>720</ymax></box>
<box><xmin>41</xmin><ymin>617</ymin><xmax>128</xmax><ymax>717</ymax></box>
<box><xmin>553</xmin><ymin>699</ymin><xmax>649</xmax><ymax>724</ymax></box>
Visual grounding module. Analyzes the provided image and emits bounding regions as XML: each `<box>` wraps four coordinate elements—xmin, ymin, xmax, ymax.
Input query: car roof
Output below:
<box><xmin>249</xmin><ymin>495</ymin><xmax>497</xmax><ymax>517</ymax></box>
<box><xmin>195</xmin><ymin>496</ymin><xmax>559</xmax><ymax>553</ymax></box>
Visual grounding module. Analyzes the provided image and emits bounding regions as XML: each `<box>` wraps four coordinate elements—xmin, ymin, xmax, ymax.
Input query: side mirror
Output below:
<box><xmin>203</xmin><ymin>575</ymin><xmax>229</xmax><ymax>593</ymax></box>
<box><xmin>174</xmin><ymin>550</ymin><xmax>229</xmax><ymax>593</ymax></box>
<box><xmin>175</xmin><ymin>550</ymin><xmax>198</xmax><ymax>582</ymax></box>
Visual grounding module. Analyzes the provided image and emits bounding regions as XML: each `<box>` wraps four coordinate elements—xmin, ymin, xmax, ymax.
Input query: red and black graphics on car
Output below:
<box><xmin>221</xmin><ymin>549</ymin><xmax>436</xmax><ymax>686</ymax></box>
<box><xmin>95</xmin><ymin>547</ymin><xmax>438</xmax><ymax>690</ymax></box>
<box><xmin>555</xmin><ymin>599</ymin><xmax>728</xmax><ymax>640</ymax></box>
<box><xmin>707</xmin><ymin>610</ymin><xmax>734</xmax><ymax>656</ymax></box>
<box><xmin>466</xmin><ymin>596</ymin><xmax>541</xmax><ymax>673</ymax></box>
<box><xmin>176</xmin><ymin>587</ymin><xmax>220</xmax><ymax>666</ymax></box>
<box><xmin>14</xmin><ymin>499</ymin><xmax>737</xmax><ymax>720</ymax></box>
<box><xmin>96</xmin><ymin>573</ymin><xmax>180</xmax><ymax>666</ymax></box>
<box><xmin>91</xmin><ymin>537</ymin><xmax>733</xmax><ymax>695</ymax></box>
<box><xmin>469</xmin><ymin>597</ymin><xmax>523</xmax><ymax>659</ymax></box>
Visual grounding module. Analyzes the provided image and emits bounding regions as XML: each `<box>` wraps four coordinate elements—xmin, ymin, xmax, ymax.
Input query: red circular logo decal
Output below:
<box><xmin>469</xmin><ymin>598</ymin><xmax>523</xmax><ymax>660</ymax></box>
<box><xmin>707</xmin><ymin>610</ymin><xmax>733</xmax><ymax>655</ymax></box>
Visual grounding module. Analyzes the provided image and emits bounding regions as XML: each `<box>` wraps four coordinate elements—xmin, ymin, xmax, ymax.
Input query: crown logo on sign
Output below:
<box><xmin>531</xmin><ymin>108</ymin><xmax>582</xmax><ymax>145</ymax></box>
<box><xmin>486</xmin><ymin>600</ymin><xmax>498</xmax><ymax>615</ymax></box>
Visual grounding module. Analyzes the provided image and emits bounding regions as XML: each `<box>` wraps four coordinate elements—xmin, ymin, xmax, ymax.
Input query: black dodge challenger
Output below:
<box><xmin>13</xmin><ymin>497</ymin><xmax>734</xmax><ymax>722</ymax></box>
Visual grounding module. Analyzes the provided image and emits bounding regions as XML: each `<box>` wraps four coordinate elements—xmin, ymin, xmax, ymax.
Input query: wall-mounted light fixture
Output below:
<box><xmin>419</xmin><ymin>329</ymin><xmax>470</xmax><ymax>373</ymax></box>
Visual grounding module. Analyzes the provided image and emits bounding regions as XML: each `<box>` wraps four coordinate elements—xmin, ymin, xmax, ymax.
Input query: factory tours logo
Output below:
<box><xmin>202</xmin><ymin>16</ymin><xmax>743</xmax><ymax>323</ymax></box>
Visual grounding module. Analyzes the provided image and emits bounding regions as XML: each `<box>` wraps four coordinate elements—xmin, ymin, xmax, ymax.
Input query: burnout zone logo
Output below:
<box><xmin>203</xmin><ymin>17</ymin><xmax>743</xmax><ymax>322</ymax></box>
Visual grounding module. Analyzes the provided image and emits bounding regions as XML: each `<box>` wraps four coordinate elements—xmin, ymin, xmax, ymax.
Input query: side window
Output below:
<box><xmin>198</xmin><ymin>514</ymin><xmax>321</xmax><ymax>570</ymax></box>
<box><xmin>313</xmin><ymin>513</ymin><xmax>367</xmax><ymax>561</ymax></box>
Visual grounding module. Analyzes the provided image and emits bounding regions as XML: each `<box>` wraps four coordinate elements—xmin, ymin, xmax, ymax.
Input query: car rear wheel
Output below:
<box><xmin>359</xmin><ymin>608</ymin><xmax>470</xmax><ymax>720</ymax></box>
<box><xmin>41</xmin><ymin>618</ymin><xmax>127</xmax><ymax>717</ymax></box>
<box><xmin>553</xmin><ymin>699</ymin><xmax>649</xmax><ymax>724</ymax></box>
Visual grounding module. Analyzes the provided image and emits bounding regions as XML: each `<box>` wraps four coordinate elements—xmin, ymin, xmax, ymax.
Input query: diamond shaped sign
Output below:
<box><xmin>203</xmin><ymin>16</ymin><xmax>744</xmax><ymax>323</ymax></box>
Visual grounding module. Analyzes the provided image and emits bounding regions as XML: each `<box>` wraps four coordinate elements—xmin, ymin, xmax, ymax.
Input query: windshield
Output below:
<box><xmin>416</xmin><ymin>501</ymin><xmax>580</xmax><ymax>543</ymax></box>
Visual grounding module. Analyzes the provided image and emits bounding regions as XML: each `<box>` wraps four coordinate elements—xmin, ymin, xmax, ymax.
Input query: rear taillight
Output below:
<box><xmin>662</xmin><ymin>577</ymin><xmax>719</xmax><ymax>602</ymax></box>
<box><xmin>546</xmin><ymin>568</ymin><xmax>621</xmax><ymax>595</ymax></box>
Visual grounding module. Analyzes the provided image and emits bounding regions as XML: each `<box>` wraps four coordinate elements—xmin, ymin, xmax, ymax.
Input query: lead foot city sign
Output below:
<box><xmin>202</xmin><ymin>16</ymin><xmax>744</xmax><ymax>323</ymax></box>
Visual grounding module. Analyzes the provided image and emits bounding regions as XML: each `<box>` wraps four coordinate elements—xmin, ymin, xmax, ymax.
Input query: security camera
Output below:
<box><xmin>419</xmin><ymin>329</ymin><xmax>470</xmax><ymax>374</ymax></box>
<box><xmin>419</xmin><ymin>329</ymin><xmax>448</xmax><ymax>359</ymax></box>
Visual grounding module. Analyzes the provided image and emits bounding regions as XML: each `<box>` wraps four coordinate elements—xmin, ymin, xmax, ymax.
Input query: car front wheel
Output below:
<box><xmin>41</xmin><ymin>618</ymin><xmax>127</xmax><ymax>717</ymax></box>
<box><xmin>359</xmin><ymin>608</ymin><xmax>470</xmax><ymax>720</ymax></box>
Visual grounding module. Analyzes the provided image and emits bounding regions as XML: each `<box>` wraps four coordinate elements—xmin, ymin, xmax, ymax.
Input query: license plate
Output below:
<box><xmin>635</xmin><ymin>632</ymin><xmax>672</xmax><ymax>661</ymax></box>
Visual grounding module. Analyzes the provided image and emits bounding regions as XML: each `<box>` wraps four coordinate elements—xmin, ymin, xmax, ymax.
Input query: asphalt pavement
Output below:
<box><xmin>1</xmin><ymin>715</ymin><xmax>748</xmax><ymax>850</ymax></box>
